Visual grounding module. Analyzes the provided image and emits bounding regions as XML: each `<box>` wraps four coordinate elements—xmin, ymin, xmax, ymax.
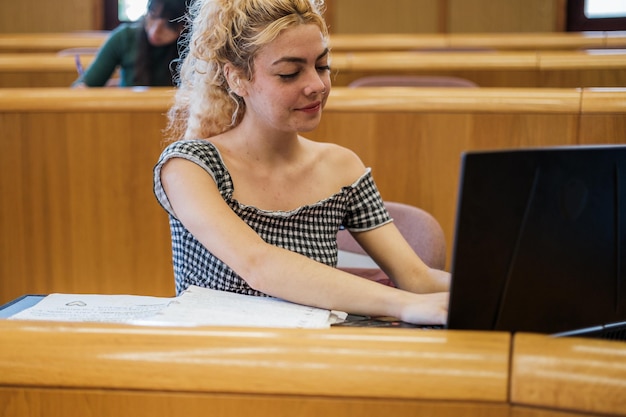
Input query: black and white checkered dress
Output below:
<box><xmin>153</xmin><ymin>140</ymin><xmax>391</xmax><ymax>296</ymax></box>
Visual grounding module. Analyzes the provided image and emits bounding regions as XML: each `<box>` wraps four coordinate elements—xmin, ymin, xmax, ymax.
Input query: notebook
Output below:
<box><xmin>341</xmin><ymin>145</ymin><xmax>626</xmax><ymax>340</ymax></box>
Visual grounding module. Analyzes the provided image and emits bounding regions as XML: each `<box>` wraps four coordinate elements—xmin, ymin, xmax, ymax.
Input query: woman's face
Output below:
<box><xmin>144</xmin><ymin>7</ymin><xmax>181</xmax><ymax>46</ymax></box>
<box><xmin>239</xmin><ymin>24</ymin><xmax>331</xmax><ymax>134</ymax></box>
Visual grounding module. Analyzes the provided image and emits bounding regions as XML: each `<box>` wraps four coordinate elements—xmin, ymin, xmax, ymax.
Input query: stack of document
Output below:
<box><xmin>8</xmin><ymin>285</ymin><xmax>347</xmax><ymax>329</ymax></box>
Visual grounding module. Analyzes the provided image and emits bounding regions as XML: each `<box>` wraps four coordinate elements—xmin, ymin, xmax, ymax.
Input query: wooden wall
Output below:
<box><xmin>0</xmin><ymin>0</ymin><xmax>99</xmax><ymax>33</ymax></box>
<box><xmin>327</xmin><ymin>0</ymin><xmax>565</xmax><ymax>34</ymax></box>
<box><xmin>0</xmin><ymin>0</ymin><xmax>565</xmax><ymax>34</ymax></box>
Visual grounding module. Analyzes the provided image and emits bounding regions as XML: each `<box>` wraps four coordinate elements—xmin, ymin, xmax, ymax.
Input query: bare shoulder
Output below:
<box><xmin>303</xmin><ymin>138</ymin><xmax>366</xmax><ymax>179</ymax></box>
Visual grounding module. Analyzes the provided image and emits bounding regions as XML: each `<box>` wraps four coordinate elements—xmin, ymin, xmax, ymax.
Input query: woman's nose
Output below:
<box><xmin>304</xmin><ymin>71</ymin><xmax>327</xmax><ymax>95</ymax></box>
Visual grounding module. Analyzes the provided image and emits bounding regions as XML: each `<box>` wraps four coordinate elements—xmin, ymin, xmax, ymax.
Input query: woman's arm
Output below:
<box><xmin>351</xmin><ymin>224</ymin><xmax>451</xmax><ymax>293</ymax></box>
<box><xmin>160</xmin><ymin>157</ymin><xmax>449</xmax><ymax>325</ymax></box>
<box><xmin>72</xmin><ymin>25</ymin><xmax>129</xmax><ymax>87</ymax></box>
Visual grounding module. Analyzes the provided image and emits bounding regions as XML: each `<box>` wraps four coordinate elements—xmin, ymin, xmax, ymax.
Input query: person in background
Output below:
<box><xmin>153</xmin><ymin>0</ymin><xmax>450</xmax><ymax>325</ymax></box>
<box><xmin>73</xmin><ymin>0</ymin><xmax>188</xmax><ymax>87</ymax></box>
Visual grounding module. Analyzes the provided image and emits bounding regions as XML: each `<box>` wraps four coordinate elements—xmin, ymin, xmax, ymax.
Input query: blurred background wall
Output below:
<box><xmin>0</xmin><ymin>0</ymin><xmax>566</xmax><ymax>34</ymax></box>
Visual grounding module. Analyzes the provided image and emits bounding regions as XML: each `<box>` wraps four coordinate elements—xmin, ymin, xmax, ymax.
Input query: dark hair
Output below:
<box><xmin>134</xmin><ymin>0</ymin><xmax>188</xmax><ymax>86</ymax></box>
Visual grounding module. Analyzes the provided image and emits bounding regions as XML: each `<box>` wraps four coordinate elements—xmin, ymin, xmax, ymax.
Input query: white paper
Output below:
<box><xmin>140</xmin><ymin>286</ymin><xmax>346</xmax><ymax>328</ymax></box>
<box><xmin>8</xmin><ymin>293</ymin><xmax>173</xmax><ymax>323</ymax></box>
<box><xmin>8</xmin><ymin>286</ymin><xmax>346</xmax><ymax>329</ymax></box>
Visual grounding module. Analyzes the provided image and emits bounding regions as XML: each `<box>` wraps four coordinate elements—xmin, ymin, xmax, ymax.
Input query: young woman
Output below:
<box><xmin>73</xmin><ymin>0</ymin><xmax>187</xmax><ymax>87</ymax></box>
<box><xmin>153</xmin><ymin>0</ymin><xmax>450</xmax><ymax>325</ymax></box>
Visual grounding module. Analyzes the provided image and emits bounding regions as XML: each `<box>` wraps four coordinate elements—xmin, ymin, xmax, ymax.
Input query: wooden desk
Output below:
<box><xmin>2</xmin><ymin>48</ymin><xmax>626</xmax><ymax>89</ymax></box>
<box><xmin>1</xmin><ymin>319</ymin><xmax>625</xmax><ymax>417</ymax></box>
<box><xmin>0</xmin><ymin>32</ymin><xmax>107</xmax><ymax>53</ymax></box>
<box><xmin>0</xmin><ymin>53</ymin><xmax>95</xmax><ymax>87</ymax></box>
<box><xmin>328</xmin><ymin>32</ymin><xmax>623</xmax><ymax>52</ymax></box>
<box><xmin>580</xmin><ymin>87</ymin><xmax>626</xmax><ymax>144</ymax></box>
<box><xmin>330</xmin><ymin>50</ymin><xmax>626</xmax><ymax>87</ymax></box>
<box><xmin>1</xmin><ymin>87</ymin><xmax>624</xmax><ymax>303</ymax></box>
<box><xmin>512</xmin><ymin>333</ymin><xmax>626</xmax><ymax>416</ymax></box>
<box><xmin>2</xmin><ymin>31</ymin><xmax>623</xmax><ymax>55</ymax></box>
<box><xmin>0</xmin><ymin>320</ymin><xmax>511</xmax><ymax>417</ymax></box>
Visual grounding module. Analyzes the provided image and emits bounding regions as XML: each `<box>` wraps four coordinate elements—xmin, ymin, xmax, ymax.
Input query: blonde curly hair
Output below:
<box><xmin>165</xmin><ymin>0</ymin><xmax>328</xmax><ymax>142</ymax></box>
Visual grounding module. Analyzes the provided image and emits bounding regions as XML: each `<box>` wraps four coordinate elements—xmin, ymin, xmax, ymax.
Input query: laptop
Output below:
<box><xmin>449</xmin><ymin>145</ymin><xmax>626</xmax><ymax>339</ymax></box>
<box><xmin>341</xmin><ymin>145</ymin><xmax>626</xmax><ymax>340</ymax></box>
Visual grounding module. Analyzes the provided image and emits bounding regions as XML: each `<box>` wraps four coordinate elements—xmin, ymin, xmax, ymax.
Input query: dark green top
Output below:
<box><xmin>74</xmin><ymin>23</ymin><xmax>177</xmax><ymax>87</ymax></box>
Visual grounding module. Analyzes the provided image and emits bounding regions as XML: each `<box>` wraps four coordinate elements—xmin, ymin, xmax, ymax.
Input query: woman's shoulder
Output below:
<box><xmin>309</xmin><ymin>139</ymin><xmax>365</xmax><ymax>172</ymax></box>
<box><xmin>108</xmin><ymin>22</ymin><xmax>141</xmax><ymax>40</ymax></box>
<box><xmin>100</xmin><ymin>22</ymin><xmax>142</xmax><ymax>53</ymax></box>
<box><xmin>161</xmin><ymin>138</ymin><xmax>217</xmax><ymax>155</ymax></box>
<box><xmin>304</xmin><ymin>138</ymin><xmax>368</xmax><ymax>188</ymax></box>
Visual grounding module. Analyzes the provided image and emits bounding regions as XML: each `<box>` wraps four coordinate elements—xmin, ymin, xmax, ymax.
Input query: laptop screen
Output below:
<box><xmin>447</xmin><ymin>145</ymin><xmax>626</xmax><ymax>334</ymax></box>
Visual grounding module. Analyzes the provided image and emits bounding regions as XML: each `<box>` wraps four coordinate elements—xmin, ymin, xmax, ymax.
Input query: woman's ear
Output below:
<box><xmin>224</xmin><ymin>64</ymin><xmax>245</xmax><ymax>96</ymax></box>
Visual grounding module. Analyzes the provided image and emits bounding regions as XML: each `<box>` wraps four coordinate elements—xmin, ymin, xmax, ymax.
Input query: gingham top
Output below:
<box><xmin>153</xmin><ymin>139</ymin><xmax>391</xmax><ymax>296</ymax></box>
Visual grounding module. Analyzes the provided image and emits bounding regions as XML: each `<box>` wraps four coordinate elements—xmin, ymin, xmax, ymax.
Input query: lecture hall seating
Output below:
<box><xmin>1</xmin><ymin>31</ymin><xmax>625</xmax><ymax>53</ymax></box>
<box><xmin>1</xmin><ymin>49</ymin><xmax>624</xmax><ymax>88</ymax></box>
<box><xmin>1</xmin><ymin>86</ymin><xmax>624</xmax><ymax>303</ymax></box>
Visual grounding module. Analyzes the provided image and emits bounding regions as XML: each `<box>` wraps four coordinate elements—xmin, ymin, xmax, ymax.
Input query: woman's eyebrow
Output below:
<box><xmin>272</xmin><ymin>48</ymin><xmax>330</xmax><ymax>66</ymax></box>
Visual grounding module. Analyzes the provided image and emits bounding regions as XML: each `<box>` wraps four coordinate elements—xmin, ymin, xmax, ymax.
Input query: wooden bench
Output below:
<box><xmin>330</xmin><ymin>50</ymin><xmax>626</xmax><ymax>87</ymax></box>
<box><xmin>2</xmin><ymin>31</ymin><xmax>624</xmax><ymax>54</ymax></box>
<box><xmin>0</xmin><ymin>32</ymin><xmax>108</xmax><ymax>53</ymax></box>
<box><xmin>1</xmin><ymin>46</ymin><xmax>625</xmax><ymax>88</ymax></box>
<box><xmin>329</xmin><ymin>31</ymin><xmax>626</xmax><ymax>52</ymax></box>
<box><xmin>1</xmin><ymin>87</ymin><xmax>624</xmax><ymax>303</ymax></box>
<box><xmin>0</xmin><ymin>53</ymin><xmax>95</xmax><ymax>87</ymax></box>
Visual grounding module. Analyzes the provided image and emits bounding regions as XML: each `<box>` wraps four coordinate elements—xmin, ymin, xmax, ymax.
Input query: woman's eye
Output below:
<box><xmin>316</xmin><ymin>65</ymin><xmax>331</xmax><ymax>73</ymax></box>
<box><xmin>279</xmin><ymin>72</ymin><xmax>299</xmax><ymax>79</ymax></box>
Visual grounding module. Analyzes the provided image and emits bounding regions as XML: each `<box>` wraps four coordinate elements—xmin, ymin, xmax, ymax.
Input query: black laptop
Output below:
<box><xmin>340</xmin><ymin>145</ymin><xmax>626</xmax><ymax>340</ymax></box>
<box><xmin>447</xmin><ymin>145</ymin><xmax>626</xmax><ymax>340</ymax></box>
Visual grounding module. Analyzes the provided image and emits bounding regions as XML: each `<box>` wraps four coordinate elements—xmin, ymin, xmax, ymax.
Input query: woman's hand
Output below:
<box><xmin>398</xmin><ymin>291</ymin><xmax>450</xmax><ymax>325</ymax></box>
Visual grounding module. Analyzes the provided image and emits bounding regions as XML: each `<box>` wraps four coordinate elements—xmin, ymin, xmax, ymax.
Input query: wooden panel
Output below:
<box><xmin>448</xmin><ymin>0</ymin><xmax>558</xmax><ymax>33</ymax></box>
<box><xmin>538</xmin><ymin>50</ymin><xmax>626</xmax><ymax>88</ymax></box>
<box><xmin>329</xmin><ymin>32</ymin><xmax>611</xmax><ymax>53</ymax></box>
<box><xmin>605</xmin><ymin>33</ymin><xmax>626</xmax><ymax>49</ymax></box>
<box><xmin>0</xmin><ymin>88</ymin><xmax>175</xmax><ymax>304</ymax></box>
<box><xmin>0</xmin><ymin>53</ymin><xmax>95</xmax><ymax>87</ymax></box>
<box><xmin>330</xmin><ymin>34</ymin><xmax>449</xmax><ymax>52</ymax></box>
<box><xmin>1</xmin><ymin>32</ymin><xmax>613</xmax><ymax>55</ymax></box>
<box><xmin>0</xmin><ymin>387</ymin><xmax>512</xmax><ymax>417</ymax></box>
<box><xmin>512</xmin><ymin>333</ymin><xmax>626</xmax><ymax>416</ymax></box>
<box><xmin>331</xmin><ymin>0</ymin><xmax>440</xmax><ymax>34</ymax></box>
<box><xmin>0</xmin><ymin>320</ymin><xmax>511</xmax><ymax>416</ymax></box>
<box><xmin>0</xmin><ymin>0</ymin><xmax>97</xmax><ymax>33</ymax></box>
<box><xmin>578</xmin><ymin>88</ymin><xmax>626</xmax><ymax>144</ymax></box>
<box><xmin>445</xmin><ymin>32</ymin><xmax>607</xmax><ymax>51</ymax></box>
<box><xmin>3</xmin><ymin>50</ymin><xmax>624</xmax><ymax>89</ymax></box>
<box><xmin>0</xmin><ymin>32</ymin><xmax>107</xmax><ymax>53</ymax></box>
<box><xmin>329</xmin><ymin>50</ymin><xmax>626</xmax><ymax>88</ymax></box>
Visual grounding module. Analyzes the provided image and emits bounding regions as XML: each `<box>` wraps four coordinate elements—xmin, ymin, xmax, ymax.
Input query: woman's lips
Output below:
<box><xmin>298</xmin><ymin>101</ymin><xmax>322</xmax><ymax>113</ymax></box>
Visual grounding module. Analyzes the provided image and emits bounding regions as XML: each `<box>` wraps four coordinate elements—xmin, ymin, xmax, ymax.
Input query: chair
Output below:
<box><xmin>348</xmin><ymin>75</ymin><xmax>478</xmax><ymax>88</ymax></box>
<box><xmin>337</xmin><ymin>201</ymin><xmax>447</xmax><ymax>286</ymax></box>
